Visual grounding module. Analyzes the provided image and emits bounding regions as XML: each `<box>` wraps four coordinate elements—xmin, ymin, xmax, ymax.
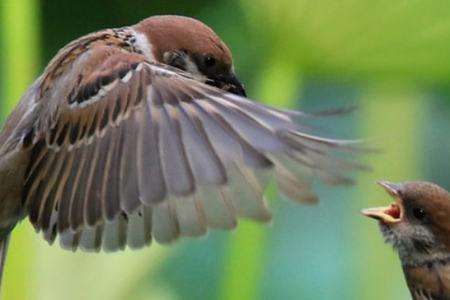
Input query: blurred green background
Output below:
<box><xmin>1</xmin><ymin>0</ymin><xmax>450</xmax><ymax>299</ymax></box>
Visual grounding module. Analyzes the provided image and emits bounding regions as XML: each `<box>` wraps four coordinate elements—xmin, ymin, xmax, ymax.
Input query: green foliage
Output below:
<box><xmin>0</xmin><ymin>1</ymin><xmax>40</xmax><ymax>299</ymax></box>
<box><xmin>241</xmin><ymin>0</ymin><xmax>450</xmax><ymax>84</ymax></box>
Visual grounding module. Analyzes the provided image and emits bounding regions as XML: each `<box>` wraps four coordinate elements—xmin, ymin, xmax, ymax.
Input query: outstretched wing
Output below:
<box><xmin>19</xmin><ymin>47</ymin><xmax>364</xmax><ymax>252</ymax></box>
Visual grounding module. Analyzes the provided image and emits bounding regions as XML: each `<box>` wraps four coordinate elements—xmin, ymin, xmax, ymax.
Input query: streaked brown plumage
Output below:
<box><xmin>363</xmin><ymin>181</ymin><xmax>450</xmax><ymax>300</ymax></box>
<box><xmin>0</xmin><ymin>15</ymin><xmax>362</xmax><ymax>279</ymax></box>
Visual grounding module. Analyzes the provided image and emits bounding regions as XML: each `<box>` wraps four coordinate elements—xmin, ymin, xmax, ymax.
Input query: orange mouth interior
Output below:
<box><xmin>361</xmin><ymin>202</ymin><xmax>402</xmax><ymax>224</ymax></box>
<box><xmin>384</xmin><ymin>204</ymin><xmax>401</xmax><ymax>219</ymax></box>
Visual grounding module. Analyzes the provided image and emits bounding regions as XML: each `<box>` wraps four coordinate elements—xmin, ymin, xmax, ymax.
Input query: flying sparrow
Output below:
<box><xmin>0</xmin><ymin>15</ymin><xmax>362</xmax><ymax>279</ymax></box>
<box><xmin>363</xmin><ymin>181</ymin><xmax>450</xmax><ymax>300</ymax></box>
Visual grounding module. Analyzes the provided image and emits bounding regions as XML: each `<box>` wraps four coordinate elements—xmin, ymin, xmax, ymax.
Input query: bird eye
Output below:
<box><xmin>204</xmin><ymin>55</ymin><xmax>216</xmax><ymax>68</ymax></box>
<box><xmin>412</xmin><ymin>207</ymin><xmax>426</xmax><ymax>220</ymax></box>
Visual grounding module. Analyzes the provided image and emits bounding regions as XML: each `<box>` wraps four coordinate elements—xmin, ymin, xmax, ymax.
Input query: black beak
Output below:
<box><xmin>209</xmin><ymin>73</ymin><xmax>246</xmax><ymax>97</ymax></box>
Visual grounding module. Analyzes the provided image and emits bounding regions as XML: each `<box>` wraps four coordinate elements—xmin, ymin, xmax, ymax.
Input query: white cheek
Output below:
<box><xmin>183</xmin><ymin>57</ymin><xmax>202</xmax><ymax>76</ymax></box>
<box><xmin>131</xmin><ymin>30</ymin><xmax>155</xmax><ymax>62</ymax></box>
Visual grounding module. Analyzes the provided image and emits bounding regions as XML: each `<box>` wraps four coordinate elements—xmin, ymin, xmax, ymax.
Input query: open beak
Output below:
<box><xmin>210</xmin><ymin>73</ymin><xmax>246</xmax><ymax>97</ymax></box>
<box><xmin>361</xmin><ymin>181</ymin><xmax>403</xmax><ymax>224</ymax></box>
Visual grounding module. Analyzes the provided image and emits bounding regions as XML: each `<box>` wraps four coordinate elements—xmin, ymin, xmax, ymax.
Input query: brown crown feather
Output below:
<box><xmin>134</xmin><ymin>15</ymin><xmax>233</xmax><ymax>66</ymax></box>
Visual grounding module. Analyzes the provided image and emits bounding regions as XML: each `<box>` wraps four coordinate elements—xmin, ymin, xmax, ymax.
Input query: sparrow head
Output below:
<box><xmin>134</xmin><ymin>15</ymin><xmax>246</xmax><ymax>96</ymax></box>
<box><xmin>362</xmin><ymin>181</ymin><xmax>450</xmax><ymax>265</ymax></box>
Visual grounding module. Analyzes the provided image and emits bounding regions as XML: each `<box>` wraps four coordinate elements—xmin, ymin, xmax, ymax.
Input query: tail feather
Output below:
<box><xmin>0</xmin><ymin>234</ymin><xmax>11</xmax><ymax>293</ymax></box>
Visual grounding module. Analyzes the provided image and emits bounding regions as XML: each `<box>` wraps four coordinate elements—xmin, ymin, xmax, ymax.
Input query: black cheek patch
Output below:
<box><xmin>165</xmin><ymin>51</ymin><xmax>187</xmax><ymax>71</ymax></box>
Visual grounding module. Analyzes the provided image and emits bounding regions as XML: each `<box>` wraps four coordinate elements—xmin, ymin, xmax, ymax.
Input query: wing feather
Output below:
<box><xmin>136</xmin><ymin>92</ymin><xmax>167</xmax><ymax>205</ymax></box>
<box><xmin>191</xmin><ymin>100</ymin><xmax>272</xmax><ymax>168</ymax></box>
<box><xmin>104</xmin><ymin>124</ymin><xmax>124</xmax><ymax>220</ymax></box>
<box><xmin>126</xmin><ymin>208</ymin><xmax>152</xmax><ymax>249</ymax></box>
<box><xmin>152</xmin><ymin>200</ymin><xmax>180</xmax><ymax>244</ymax></box>
<box><xmin>173</xmin><ymin>195</ymin><xmax>207</xmax><ymax>237</ymax></box>
<box><xmin>158</xmin><ymin>103</ymin><xmax>195</xmax><ymax>196</ymax></box>
<box><xmin>57</xmin><ymin>149</ymin><xmax>80</xmax><ymax>232</ymax></box>
<box><xmin>226</xmin><ymin>163</ymin><xmax>272</xmax><ymax>221</ymax></box>
<box><xmin>85</xmin><ymin>129</ymin><xmax>111</xmax><ymax>226</ymax></box>
<box><xmin>196</xmin><ymin>185</ymin><xmax>237</xmax><ymax>230</ymax></box>
<box><xmin>69</xmin><ymin>143</ymin><xmax>97</xmax><ymax>231</ymax></box>
<box><xmin>119</xmin><ymin>112</ymin><xmax>140</xmax><ymax>214</ymax></box>
<box><xmin>177</xmin><ymin>101</ymin><xmax>227</xmax><ymax>186</ymax></box>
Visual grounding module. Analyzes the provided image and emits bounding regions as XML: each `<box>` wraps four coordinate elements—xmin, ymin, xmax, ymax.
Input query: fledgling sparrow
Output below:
<box><xmin>363</xmin><ymin>181</ymin><xmax>450</xmax><ymax>300</ymax></box>
<box><xmin>0</xmin><ymin>15</ymin><xmax>363</xmax><ymax>281</ymax></box>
